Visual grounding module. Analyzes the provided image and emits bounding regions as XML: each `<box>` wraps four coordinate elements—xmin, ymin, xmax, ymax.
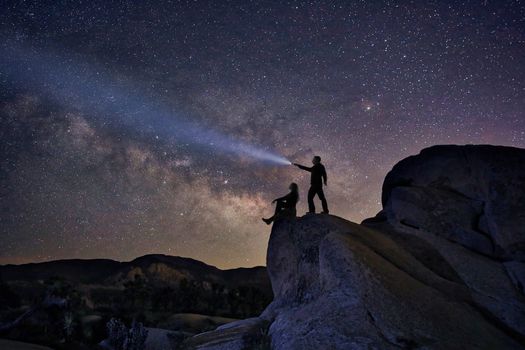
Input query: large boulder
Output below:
<box><xmin>263</xmin><ymin>215</ymin><xmax>524</xmax><ymax>349</ymax></box>
<box><xmin>379</xmin><ymin>144</ymin><xmax>525</xmax><ymax>260</ymax></box>
<box><xmin>362</xmin><ymin>145</ymin><xmax>525</xmax><ymax>345</ymax></box>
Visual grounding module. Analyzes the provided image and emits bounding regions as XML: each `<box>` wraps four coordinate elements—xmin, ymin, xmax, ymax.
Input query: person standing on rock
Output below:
<box><xmin>293</xmin><ymin>156</ymin><xmax>329</xmax><ymax>214</ymax></box>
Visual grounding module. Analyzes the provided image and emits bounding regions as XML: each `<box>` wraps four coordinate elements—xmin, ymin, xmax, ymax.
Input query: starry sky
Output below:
<box><xmin>1</xmin><ymin>0</ymin><xmax>524</xmax><ymax>268</ymax></box>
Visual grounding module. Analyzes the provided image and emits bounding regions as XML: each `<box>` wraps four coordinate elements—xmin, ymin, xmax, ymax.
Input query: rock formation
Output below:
<box><xmin>184</xmin><ymin>145</ymin><xmax>525</xmax><ymax>349</ymax></box>
<box><xmin>377</xmin><ymin>144</ymin><xmax>525</xmax><ymax>261</ymax></box>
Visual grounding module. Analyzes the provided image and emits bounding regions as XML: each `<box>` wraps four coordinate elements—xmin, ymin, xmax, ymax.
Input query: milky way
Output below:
<box><xmin>1</xmin><ymin>0</ymin><xmax>524</xmax><ymax>268</ymax></box>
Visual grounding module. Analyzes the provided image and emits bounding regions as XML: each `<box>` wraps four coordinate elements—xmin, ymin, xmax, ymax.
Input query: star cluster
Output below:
<box><xmin>1</xmin><ymin>0</ymin><xmax>524</xmax><ymax>268</ymax></box>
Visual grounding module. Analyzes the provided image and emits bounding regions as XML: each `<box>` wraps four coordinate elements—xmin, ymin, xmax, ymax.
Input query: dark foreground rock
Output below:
<box><xmin>379</xmin><ymin>144</ymin><xmax>525</xmax><ymax>260</ymax></box>
<box><xmin>183</xmin><ymin>145</ymin><xmax>525</xmax><ymax>349</ymax></box>
<box><xmin>181</xmin><ymin>317</ymin><xmax>270</xmax><ymax>349</ymax></box>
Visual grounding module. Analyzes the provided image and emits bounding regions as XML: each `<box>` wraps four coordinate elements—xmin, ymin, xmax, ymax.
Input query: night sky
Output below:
<box><xmin>1</xmin><ymin>1</ymin><xmax>524</xmax><ymax>268</ymax></box>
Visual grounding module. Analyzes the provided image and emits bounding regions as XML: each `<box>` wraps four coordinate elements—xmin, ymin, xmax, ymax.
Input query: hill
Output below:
<box><xmin>0</xmin><ymin>254</ymin><xmax>270</xmax><ymax>291</ymax></box>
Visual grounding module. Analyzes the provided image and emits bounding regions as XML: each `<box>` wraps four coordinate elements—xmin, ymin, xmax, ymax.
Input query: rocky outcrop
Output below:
<box><xmin>184</xmin><ymin>145</ymin><xmax>525</xmax><ymax>349</ymax></box>
<box><xmin>363</xmin><ymin>145</ymin><xmax>525</xmax><ymax>346</ymax></box>
<box><xmin>378</xmin><ymin>144</ymin><xmax>525</xmax><ymax>260</ymax></box>
<box><xmin>265</xmin><ymin>216</ymin><xmax>524</xmax><ymax>349</ymax></box>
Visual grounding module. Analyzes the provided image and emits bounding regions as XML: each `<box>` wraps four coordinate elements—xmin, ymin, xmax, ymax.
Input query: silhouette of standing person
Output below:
<box><xmin>262</xmin><ymin>183</ymin><xmax>299</xmax><ymax>225</ymax></box>
<box><xmin>293</xmin><ymin>156</ymin><xmax>329</xmax><ymax>214</ymax></box>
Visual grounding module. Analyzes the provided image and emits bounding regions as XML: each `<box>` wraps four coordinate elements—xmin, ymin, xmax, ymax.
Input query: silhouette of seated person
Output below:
<box><xmin>262</xmin><ymin>183</ymin><xmax>299</xmax><ymax>225</ymax></box>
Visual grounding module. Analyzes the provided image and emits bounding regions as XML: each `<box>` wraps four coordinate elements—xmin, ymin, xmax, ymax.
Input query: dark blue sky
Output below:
<box><xmin>1</xmin><ymin>0</ymin><xmax>524</xmax><ymax>267</ymax></box>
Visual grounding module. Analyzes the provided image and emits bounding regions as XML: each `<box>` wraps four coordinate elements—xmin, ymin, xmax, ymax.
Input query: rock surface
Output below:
<box><xmin>264</xmin><ymin>216</ymin><xmax>524</xmax><ymax>349</ymax></box>
<box><xmin>145</xmin><ymin>327</ymin><xmax>180</xmax><ymax>350</ymax></box>
<box><xmin>184</xmin><ymin>145</ymin><xmax>525</xmax><ymax>349</ymax></box>
<box><xmin>0</xmin><ymin>339</ymin><xmax>54</xmax><ymax>350</ymax></box>
<box><xmin>380</xmin><ymin>144</ymin><xmax>525</xmax><ymax>260</ymax></box>
<box><xmin>181</xmin><ymin>318</ymin><xmax>270</xmax><ymax>349</ymax></box>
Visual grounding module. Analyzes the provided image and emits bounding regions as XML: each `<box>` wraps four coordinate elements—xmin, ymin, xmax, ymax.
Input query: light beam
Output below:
<box><xmin>0</xmin><ymin>41</ymin><xmax>291</xmax><ymax>166</ymax></box>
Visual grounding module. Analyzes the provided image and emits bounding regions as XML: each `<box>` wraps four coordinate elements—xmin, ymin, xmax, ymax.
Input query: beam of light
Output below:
<box><xmin>0</xmin><ymin>40</ymin><xmax>291</xmax><ymax>166</ymax></box>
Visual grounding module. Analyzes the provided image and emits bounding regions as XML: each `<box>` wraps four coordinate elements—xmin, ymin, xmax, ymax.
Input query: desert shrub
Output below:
<box><xmin>124</xmin><ymin>320</ymin><xmax>148</xmax><ymax>350</ymax></box>
<box><xmin>106</xmin><ymin>318</ymin><xmax>148</xmax><ymax>350</ymax></box>
<box><xmin>106</xmin><ymin>318</ymin><xmax>128</xmax><ymax>349</ymax></box>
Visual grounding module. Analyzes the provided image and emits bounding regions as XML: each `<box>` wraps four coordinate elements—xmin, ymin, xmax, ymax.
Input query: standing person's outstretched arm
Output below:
<box><xmin>293</xmin><ymin>163</ymin><xmax>312</xmax><ymax>172</ymax></box>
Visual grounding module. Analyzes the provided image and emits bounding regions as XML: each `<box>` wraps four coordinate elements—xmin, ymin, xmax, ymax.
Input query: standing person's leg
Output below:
<box><xmin>307</xmin><ymin>186</ymin><xmax>316</xmax><ymax>213</ymax></box>
<box><xmin>318</xmin><ymin>188</ymin><xmax>329</xmax><ymax>213</ymax></box>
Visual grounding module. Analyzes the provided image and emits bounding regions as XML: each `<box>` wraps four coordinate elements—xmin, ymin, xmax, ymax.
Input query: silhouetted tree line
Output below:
<box><xmin>89</xmin><ymin>275</ymin><xmax>271</xmax><ymax>319</ymax></box>
<box><xmin>0</xmin><ymin>274</ymin><xmax>272</xmax><ymax>349</ymax></box>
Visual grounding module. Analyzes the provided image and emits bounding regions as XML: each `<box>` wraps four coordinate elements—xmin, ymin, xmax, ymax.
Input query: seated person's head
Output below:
<box><xmin>289</xmin><ymin>182</ymin><xmax>298</xmax><ymax>193</ymax></box>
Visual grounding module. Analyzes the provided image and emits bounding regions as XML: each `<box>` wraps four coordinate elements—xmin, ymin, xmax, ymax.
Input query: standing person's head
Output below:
<box><xmin>312</xmin><ymin>156</ymin><xmax>321</xmax><ymax>165</ymax></box>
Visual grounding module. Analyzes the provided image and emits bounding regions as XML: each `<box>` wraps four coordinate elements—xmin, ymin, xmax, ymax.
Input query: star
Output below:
<box><xmin>0</xmin><ymin>0</ymin><xmax>523</xmax><ymax>268</ymax></box>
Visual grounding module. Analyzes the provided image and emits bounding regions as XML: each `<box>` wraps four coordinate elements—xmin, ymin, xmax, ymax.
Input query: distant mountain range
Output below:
<box><xmin>0</xmin><ymin>254</ymin><xmax>271</xmax><ymax>292</ymax></box>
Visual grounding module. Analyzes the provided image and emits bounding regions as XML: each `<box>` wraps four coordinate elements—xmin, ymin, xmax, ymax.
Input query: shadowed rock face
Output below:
<box><xmin>379</xmin><ymin>144</ymin><xmax>525</xmax><ymax>260</ymax></box>
<box><xmin>184</xmin><ymin>145</ymin><xmax>525</xmax><ymax>350</ymax></box>
<box><xmin>264</xmin><ymin>216</ymin><xmax>524</xmax><ymax>350</ymax></box>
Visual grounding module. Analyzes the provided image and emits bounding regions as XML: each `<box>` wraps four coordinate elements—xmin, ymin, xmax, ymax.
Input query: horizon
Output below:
<box><xmin>1</xmin><ymin>1</ymin><xmax>524</xmax><ymax>269</ymax></box>
<box><xmin>0</xmin><ymin>252</ymin><xmax>268</xmax><ymax>270</ymax></box>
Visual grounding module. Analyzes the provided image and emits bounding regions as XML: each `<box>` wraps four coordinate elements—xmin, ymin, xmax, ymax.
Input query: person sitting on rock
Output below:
<box><xmin>293</xmin><ymin>156</ymin><xmax>329</xmax><ymax>214</ymax></box>
<box><xmin>262</xmin><ymin>183</ymin><xmax>299</xmax><ymax>225</ymax></box>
